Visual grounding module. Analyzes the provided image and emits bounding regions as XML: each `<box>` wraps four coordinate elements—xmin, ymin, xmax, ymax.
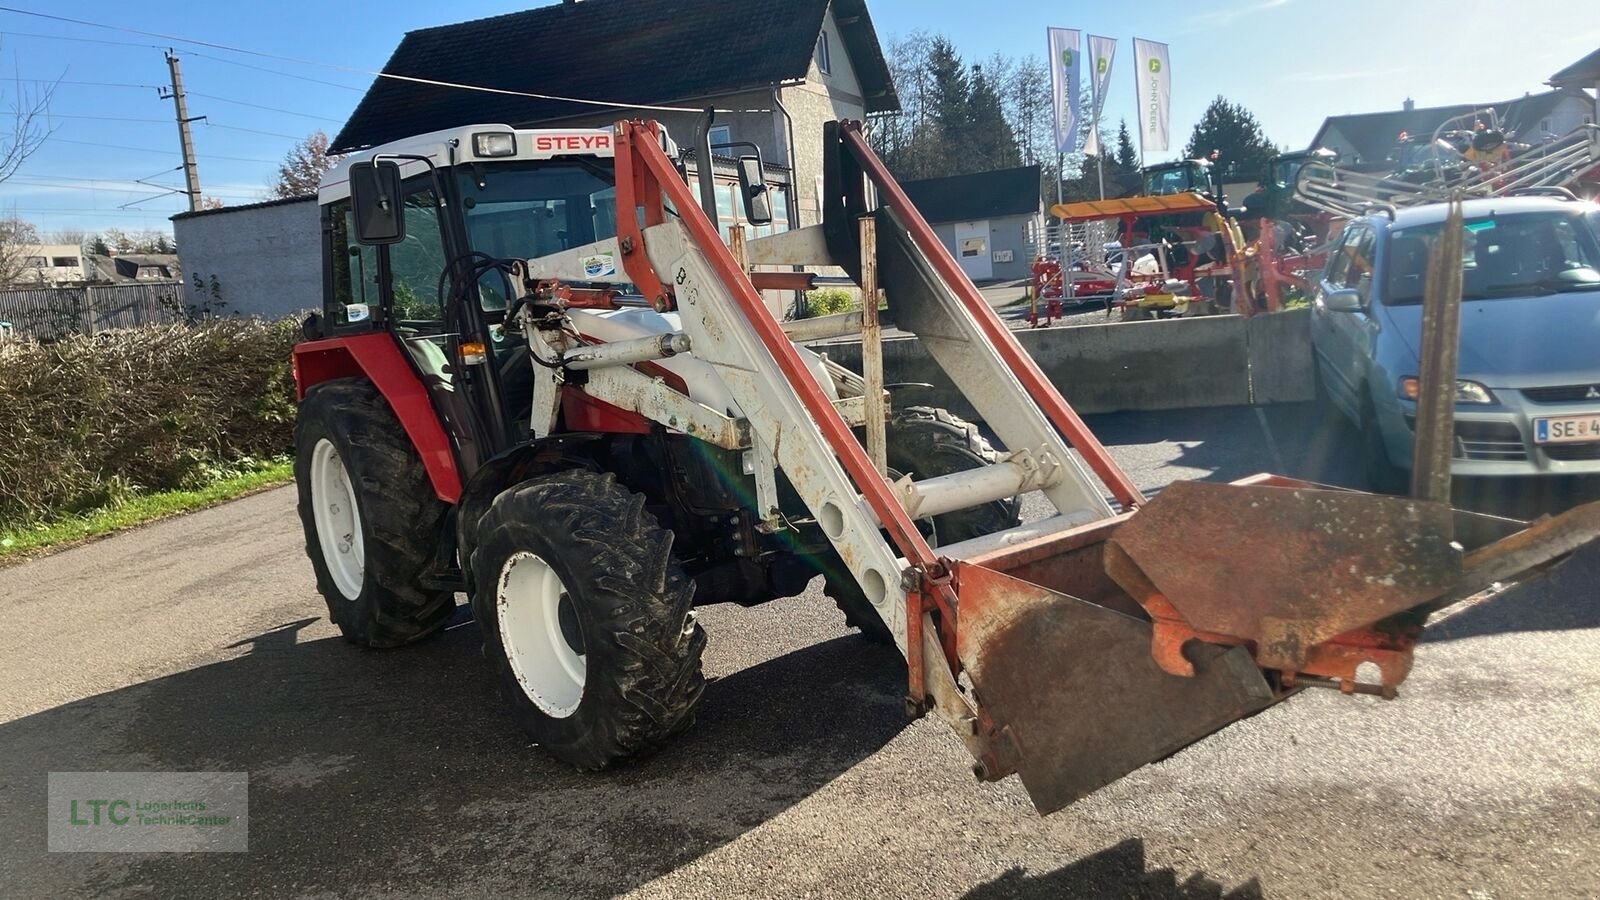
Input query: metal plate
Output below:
<box><xmin>1108</xmin><ymin>481</ymin><xmax>1462</xmax><ymax>671</ymax></box>
<box><xmin>956</xmin><ymin>563</ymin><xmax>1276</xmax><ymax>814</ymax></box>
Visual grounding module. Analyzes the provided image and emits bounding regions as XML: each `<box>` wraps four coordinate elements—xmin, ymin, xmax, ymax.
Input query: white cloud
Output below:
<box><xmin>1189</xmin><ymin>0</ymin><xmax>1292</xmax><ymax>27</ymax></box>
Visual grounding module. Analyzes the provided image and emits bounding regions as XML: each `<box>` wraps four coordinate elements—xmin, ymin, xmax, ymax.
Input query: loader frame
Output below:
<box><xmin>294</xmin><ymin>118</ymin><xmax>1600</xmax><ymax>814</ymax></box>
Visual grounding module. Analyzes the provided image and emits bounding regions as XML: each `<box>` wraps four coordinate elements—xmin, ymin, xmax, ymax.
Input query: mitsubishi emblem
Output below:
<box><xmin>1588</xmin><ymin>386</ymin><xmax>1600</xmax><ymax>400</ymax></box>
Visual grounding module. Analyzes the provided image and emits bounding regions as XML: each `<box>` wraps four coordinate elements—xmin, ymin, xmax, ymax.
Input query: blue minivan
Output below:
<box><xmin>1310</xmin><ymin>195</ymin><xmax>1600</xmax><ymax>488</ymax></box>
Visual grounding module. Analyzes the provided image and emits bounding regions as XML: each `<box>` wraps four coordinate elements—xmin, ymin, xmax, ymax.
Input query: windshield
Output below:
<box><xmin>456</xmin><ymin>160</ymin><xmax>619</xmax><ymax>262</ymax></box>
<box><xmin>1382</xmin><ymin>210</ymin><xmax>1600</xmax><ymax>305</ymax></box>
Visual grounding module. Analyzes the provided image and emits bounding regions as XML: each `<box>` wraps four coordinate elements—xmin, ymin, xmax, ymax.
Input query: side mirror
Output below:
<box><xmin>349</xmin><ymin>159</ymin><xmax>406</xmax><ymax>245</ymax></box>
<box><xmin>1323</xmin><ymin>287</ymin><xmax>1365</xmax><ymax>313</ymax></box>
<box><xmin>736</xmin><ymin>155</ymin><xmax>773</xmax><ymax>227</ymax></box>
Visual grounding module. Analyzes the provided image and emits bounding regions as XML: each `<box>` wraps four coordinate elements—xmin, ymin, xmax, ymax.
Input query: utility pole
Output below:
<box><xmin>161</xmin><ymin>50</ymin><xmax>203</xmax><ymax>212</ymax></box>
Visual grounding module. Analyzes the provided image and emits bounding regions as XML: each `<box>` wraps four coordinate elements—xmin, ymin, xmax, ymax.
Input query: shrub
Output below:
<box><xmin>0</xmin><ymin>319</ymin><xmax>300</xmax><ymax>525</ymax></box>
<box><xmin>802</xmin><ymin>288</ymin><xmax>857</xmax><ymax>319</ymax></box>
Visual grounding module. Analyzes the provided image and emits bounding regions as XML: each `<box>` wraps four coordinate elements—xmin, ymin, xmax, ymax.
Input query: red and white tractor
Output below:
<box><xmin>290</xmin><ymin>119</ymin><xmax>1600</xmax><ymax>813</ymax></box>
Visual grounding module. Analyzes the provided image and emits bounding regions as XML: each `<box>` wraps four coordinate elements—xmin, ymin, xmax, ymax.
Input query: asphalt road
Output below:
<box><xmin>3</xmin><ymin>404</ymin><xmax>1598</xmax><ymax>899</ymax></box>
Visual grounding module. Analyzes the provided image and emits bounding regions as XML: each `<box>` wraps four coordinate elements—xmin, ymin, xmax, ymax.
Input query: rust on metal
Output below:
<box><xmin>1409</xmin><ymin>194</ymin><xmax>1466</xmax><ymax>504</ymax></box>
<box><xmin>1107</xmin><ymin>481</ymin><xmax>1462</xmax><ymax>674</ymax></box>
<box><xmin>1457</xmin><ymin>500</ymin><xmax>1600</xmax><ymax>598</ymax></box>
<box><xmin>953</xmin><ymin>561</ymin><xmax>1276</xmax><ymax>813</ymax></box>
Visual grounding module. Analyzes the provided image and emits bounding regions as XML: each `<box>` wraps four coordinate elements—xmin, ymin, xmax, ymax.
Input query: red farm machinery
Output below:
<box><xmin>289</xmin><ymin>118</ymin><xmax>1600</xmax><ymax>813</ymax></box>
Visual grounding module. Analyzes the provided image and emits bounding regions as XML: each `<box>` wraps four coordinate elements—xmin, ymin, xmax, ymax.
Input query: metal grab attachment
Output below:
<box><xmin>597</xmin><ymin>118</ymin><xmax>1600</xmax><ymax>816</ymax></box>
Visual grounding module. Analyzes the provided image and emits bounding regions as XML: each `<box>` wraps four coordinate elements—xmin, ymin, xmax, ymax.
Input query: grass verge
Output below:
<box><xmin>0</xmin><ymin>459</ymin><xmax>294</xmax><ymax>563</ymax></box>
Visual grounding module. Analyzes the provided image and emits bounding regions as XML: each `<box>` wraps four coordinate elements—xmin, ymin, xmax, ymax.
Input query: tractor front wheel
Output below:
<box><xmin>294</xmin><ymin>378</ymin><xmax>455</xmax><ymax>648</ymax></box>
<box><xmin>470</xmin><ymin>470</ymin><xmax>706</xmax><ymax>769</ymax></box>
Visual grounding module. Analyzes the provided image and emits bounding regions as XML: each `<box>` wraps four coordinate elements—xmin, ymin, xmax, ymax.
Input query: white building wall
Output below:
<box><xmin>172</xmin><ymin>199</ymin><xmax>321</xmax><ymax>320</ymax></box>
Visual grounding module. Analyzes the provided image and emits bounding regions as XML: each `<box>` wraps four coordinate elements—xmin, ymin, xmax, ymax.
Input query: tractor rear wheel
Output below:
<box><xmin>825</xmin><ymin>407</ymin><xmax>1021</xmax><ymax>644</ymax></box>
<box><xmin>470</xmin><ymin>470</ymin><xmax>706</xmax><ymax>769</ymax></box>
<box><xmin>294</xmin><ymin>378</ymin><xmax>454</xmax><ymax>648</ymax></box>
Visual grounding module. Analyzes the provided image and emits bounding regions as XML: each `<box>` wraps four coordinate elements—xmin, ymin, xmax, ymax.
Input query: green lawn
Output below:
<box><xmin>0</xmin><ymin>460</ymin><xmax>294</xmax><ymax>563</ymax></box>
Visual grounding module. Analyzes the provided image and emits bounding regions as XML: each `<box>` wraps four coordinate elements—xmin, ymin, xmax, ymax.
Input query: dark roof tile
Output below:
<box><xmin>900</xmin><ymin>166</ymin><xmax>1041</xmax><ymax>224</ymax></box>
<box><xmin>334</xmin><ymin>0</ymin><xmax>896</xmax><ymax>152</ymax></box>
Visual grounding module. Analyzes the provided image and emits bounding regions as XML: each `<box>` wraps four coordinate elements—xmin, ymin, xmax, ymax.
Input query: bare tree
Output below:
<box><xmin>1</xmin><ymin>53</ymin><xmax>57</xmax><ymax>185</ymax></box>
<box><xmin>0</xmin><ymin>214</ymin><xmax>43</xmax><ymax>286</ymax></box>
<box><xmin>271</xmin><ymin>130</ymin><xmax>341</xmax><ymax>198</ymax></box>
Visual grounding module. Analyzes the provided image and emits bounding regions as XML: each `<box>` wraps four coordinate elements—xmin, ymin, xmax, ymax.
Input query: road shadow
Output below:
<box><xmin>964</xmin><ymin>839</ymin><xmax>1264</xmax><ymax>900</ymax></box>
<box><xmin>1425</xmin><ymin>541</ymin><xmax>1600</xmax><ymax>643</ymax></box>
<box><xmin>1080</xmin><ymin>402</ymin><xmax>1365</xmax><ymax>489</ymax></box>
<box><xmin>1</xmin><ymin>617</ymin><xmax>908</xmax><ymax>897</ymax></box>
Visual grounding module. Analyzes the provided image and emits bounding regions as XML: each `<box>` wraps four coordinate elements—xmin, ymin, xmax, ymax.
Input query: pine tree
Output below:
<box><xmin>966</xmin><ymin>64</ymin><xmax>1020</xmax><ymax>173</ymax></box>
<box><xmin>1182</xmin><ymin>96</ymin><xmax>1277</xmax><ymax>184</ymax></box>
<box><xmin>89</xmin><ymin>235</ymin><xmax>111</xmax><ymax>257</ymax></box>
<box><xmin>1112</xmin><ymin>120</ymin><xmax>1141</xmax><ymax>196</ymax></box>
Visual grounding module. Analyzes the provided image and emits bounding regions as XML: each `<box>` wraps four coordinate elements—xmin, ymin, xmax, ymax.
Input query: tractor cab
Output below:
<box><xmin>308</xmin><ymin>124</ymin><xmax>771</xmax><ymax>468</ymax></box>
<box><xmin>1141</xmin><ymin>158</ymin><xmax>1217</xmax><ymax>201</ymax></box>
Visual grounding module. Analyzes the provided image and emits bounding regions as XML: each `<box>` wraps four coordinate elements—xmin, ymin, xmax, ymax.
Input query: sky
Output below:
<box><xmin>1</xmin><ymin>0</ymin><xmax>1595</xmax><ymax>238</ymax></box>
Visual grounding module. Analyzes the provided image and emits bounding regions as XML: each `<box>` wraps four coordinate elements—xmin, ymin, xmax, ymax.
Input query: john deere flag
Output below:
<box><xmin>1133</xmin><ymin>38</ymin><xmax>1171</xmax><ymax>152</ymax></box>
<box><xmin>1047</xmin><ymin>28</ymin><xmax>1082</xmax><ymax>154</ymax></box>
<box><xmin>1082</xmin><ymin>35</ymin><xmax>1117</xmax><ymax>156</ymax></box>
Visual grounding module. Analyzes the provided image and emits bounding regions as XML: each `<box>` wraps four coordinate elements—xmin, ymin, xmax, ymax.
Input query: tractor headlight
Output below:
<box><xmin>472</xmin><ymin>132</ymin><xmax>517</xmax><ymax>158</ymax></box>
<box><xmin>1398</xmin><ymin>377</ymin><xmax>1495</xmax><ymax>404</ymax></box>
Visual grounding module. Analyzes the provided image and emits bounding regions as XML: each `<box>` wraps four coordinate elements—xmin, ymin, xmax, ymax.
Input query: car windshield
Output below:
<box><xmin>1382</xmin><ymin>209</ymin><xmax>1600</xmax><ymax>305</ymax></box>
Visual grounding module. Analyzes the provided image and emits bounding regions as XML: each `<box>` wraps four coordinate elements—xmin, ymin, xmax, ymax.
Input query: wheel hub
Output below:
<box><xmin>309</xmin><ymin>439</ymin><xmax>365</xmax><ymax>601</ymax></box>
<box><xmin>497</xmin><ymin>552</ymin><xmax>587</xmax><ymax>719</ymax></box>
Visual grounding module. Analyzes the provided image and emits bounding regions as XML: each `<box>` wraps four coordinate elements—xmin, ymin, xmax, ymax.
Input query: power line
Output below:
<box><xmin>202</xmin><ymin>121</ymin><xmax>303</xmax><ymax>140</ymax></box>
<box><xmin>45</xmin><ymin>136</ymin><xmax>279</xmax><ymax>164</ymax></box>
<box><xmin>184</xmin><ymin>51</ymin><xmax>366</xmax><ymax>93</ymax></box>
<box><xmin>44</xmin><ymin>113</ymin><xmax>303</xmax><ymax>140</ymax></box>
<box><xmin>43</xmin><ymin>113</ymin><xmax>172</xmax><ymax>124</ymax></box>
<box><xmin>0</xmin><ymin>27</ymin><xmax>158</xmax><ymax>49</ymax></box>
<box><xmin>5</xmin><ymin>177</ymin><xmax>254</xmax><ymax>199</ymax></box>
<box><xmin>186</xmin><ymin>91</ymin><xmax>342</xmax><ymax>124</ymax></box>
<box><xmin>0</xmin><ymin>6</ymin><xmax>765</xmax><ymax>115</ymax></box>
<box><xmin>15</xmin><ymin>77</ymin><xmax>161</xmax><ymax>90</ymax></box>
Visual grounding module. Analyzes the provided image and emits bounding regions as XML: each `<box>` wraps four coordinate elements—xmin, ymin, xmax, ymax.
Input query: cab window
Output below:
<box><xmin>388</xmin><ymin>184</ymin><xmax>449</xmax><ymax>328</ymax></box>
<box><xmin>324</xmin><ymin>199</ymin><xmax>378</xmax><ymax>328</ymax></box>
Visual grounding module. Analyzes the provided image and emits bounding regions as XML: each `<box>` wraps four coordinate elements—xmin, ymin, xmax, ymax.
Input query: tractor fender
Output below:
<box><xmin>453</xmin><ymin>434</ymin><xmax>607</xmax><ymax>581</ymax></box>
<box><xmin>292</xmin><ymin>332</ymin><xmax>463</xmax><ymax>503</ymax></box>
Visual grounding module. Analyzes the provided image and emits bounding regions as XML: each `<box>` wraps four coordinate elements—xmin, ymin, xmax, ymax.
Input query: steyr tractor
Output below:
<box><xmin>291</xmin><ymin>118</ymin><xmax>1600</xmax><ymax>813</ymax></box>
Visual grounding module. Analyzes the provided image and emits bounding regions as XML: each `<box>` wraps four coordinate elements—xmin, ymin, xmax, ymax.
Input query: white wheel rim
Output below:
<box><xmin>309</xmin><ymin>439</ymin><xmax>365</xmax><ymax>601</ymax></box>
<box><xmin>497</xmin><ymin>552</ymin><xmax>586</xmax><ymax>719</ymax></box>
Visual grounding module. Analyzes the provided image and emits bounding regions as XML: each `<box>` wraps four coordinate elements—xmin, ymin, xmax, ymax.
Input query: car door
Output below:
<box><xmin>1327</xmin><ymin>225</ymin><xmax>1381</xmax><ymax>413</ymax></box>
<box><xmin>1311</xmin><ymin>225</ymin><xmax>1357</xmax><ymax>416</ymax></box>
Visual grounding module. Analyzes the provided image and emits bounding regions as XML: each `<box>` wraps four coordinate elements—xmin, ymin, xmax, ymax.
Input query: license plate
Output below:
<box><xmin>1534</xmin><ymin>415</ymin><xmax>1600</xmax><ymax>445</ymax></box>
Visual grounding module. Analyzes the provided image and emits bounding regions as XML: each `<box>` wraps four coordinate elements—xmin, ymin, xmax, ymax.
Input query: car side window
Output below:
<box><xmin>1342</xmin><ymin>227</ymin><xmax>1377</xmax><ymax>304</ymax></box>
<box><xmin>1324</xmin><ymin>228</ymin><xmax>1354</xmax><ymax>286</ymax></box>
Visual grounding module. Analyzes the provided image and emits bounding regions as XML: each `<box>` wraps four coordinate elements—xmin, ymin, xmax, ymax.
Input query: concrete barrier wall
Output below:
<box><xmin>811</xmin><ymin>308</ymin><xmax>1313</xmax><ymax>418</ymax></box>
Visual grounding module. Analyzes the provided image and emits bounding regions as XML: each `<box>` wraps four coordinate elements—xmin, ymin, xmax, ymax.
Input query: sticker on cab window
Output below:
<box><xmin>346</xmin><ymin>303</ymin><xmax>370</xmax><ymax>323</ymax></box>
<box><xmin>580</xmin><ymin>253</ymin><xmax>617</xmax><ymax>278</ymax></box>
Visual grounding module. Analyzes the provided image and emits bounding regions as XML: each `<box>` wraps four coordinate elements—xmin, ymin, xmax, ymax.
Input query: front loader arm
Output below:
<box><xmin>569</xmin><ymin>119</ymin><xmax>1600</xmax><ymax>814</ymax></box>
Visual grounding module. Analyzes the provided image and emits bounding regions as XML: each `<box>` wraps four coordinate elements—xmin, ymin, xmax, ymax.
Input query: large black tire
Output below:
<box><xmin>826</xmin><ymin>407</ymin><xmax>1022</xmax><ymax>643</ymax></box>
<box><xmin>1360</xmin><ymin>392</ymin><xmax>1411</xmax><ymax>496</ymax></box>
<box><xmin>470</xmin><ymin>470</ymin><xmax>706</xmax><ymax>770</ymax></box>
<box><xmin>294</xmin><ymin>378</ymin><xmax>454</xmax><ymax>648</ymax></box>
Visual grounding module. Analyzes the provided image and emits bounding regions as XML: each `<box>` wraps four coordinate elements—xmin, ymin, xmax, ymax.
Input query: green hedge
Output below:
<box><xmin>0</xmin><ymin>320</ymin><xmax>300</xmax><ymax>526</ymax></box>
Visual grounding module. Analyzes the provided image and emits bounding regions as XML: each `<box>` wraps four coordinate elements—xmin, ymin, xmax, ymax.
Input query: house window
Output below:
<box><xmin>815</xmin><ymin>31</ymin><xmax>832</xmax><ymax>75</ymax></box>
<box><xmin>708</xmin><ymin>125</ymin><xmax>731</xmax><ymax>149</ymax></box>
<box><xmin>24</xmin><ymin>256</ymin><xmax>46</xmax><ymax>268</ymax></box>
<box><xmin>52</xmin><ymin>256</ymin><xmax>77</xmax><ymax>268</ymax></box>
